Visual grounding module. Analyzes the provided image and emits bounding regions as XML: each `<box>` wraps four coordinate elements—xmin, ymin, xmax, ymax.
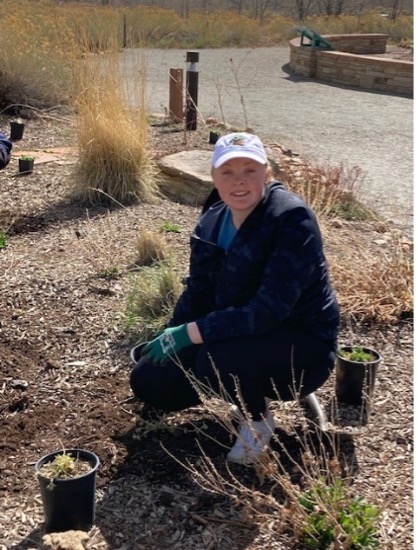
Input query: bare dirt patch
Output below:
<box><xmin>0</xmin><ymin>114</ymin><xmax>413</xmax><ymax>549</ymax></box>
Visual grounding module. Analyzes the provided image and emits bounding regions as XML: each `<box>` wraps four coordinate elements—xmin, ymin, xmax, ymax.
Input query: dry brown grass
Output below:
<box><xmin>72</xmin><ymin>45</ymin><xmax>158</xmax><ymax>206</ymax></box>
<box><xmin>323</xmin><ymin>222</ymin><xmax>413</xmax><ymax>324</ymax></box>
<box><xmin>276</xmin><ymin>159</ymin><xmax>413</xmax><ymax>325</ymax></box>
<box><xmin>135</xmin><ymin>227</ymin><xmax>167</xmax><ymax>266</ymax></box>
<box><xmin>0</xmin><ymin>0</ymin><xmax>78</xmax><ymax>112</ymax></box>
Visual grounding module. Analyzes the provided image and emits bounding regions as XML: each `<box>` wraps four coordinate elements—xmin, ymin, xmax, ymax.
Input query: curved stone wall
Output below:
<box><xmin>289</xmin><ymin>33</ymin><xmax>413</xmax><ymax>96</ymax></box>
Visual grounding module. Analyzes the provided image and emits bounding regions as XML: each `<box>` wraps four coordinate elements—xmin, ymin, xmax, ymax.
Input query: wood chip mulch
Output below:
<box><xmin>0</xmin><ymin>113</ymin><xmax>412</xmax><ymax>550</ymax></box>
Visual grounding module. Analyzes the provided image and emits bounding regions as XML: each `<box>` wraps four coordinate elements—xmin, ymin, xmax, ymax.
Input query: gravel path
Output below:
<box><xmin>122</xmin><ymin>47</ymin><xmax>413</xmax><ymax>234</ymax></box>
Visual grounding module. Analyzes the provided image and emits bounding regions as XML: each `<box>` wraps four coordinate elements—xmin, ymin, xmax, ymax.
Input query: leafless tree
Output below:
<box><xmin>292</xmin><ymin>0</ymin><xmax>316</xmax><ymax>20</ymax></box>
<box><xmin>317</xmin><ymin>0</ymin><xmax>347</xmax><ymax>16</ymax></box>
<box><xmin>228</xmin><ymin>0</ymin><xmax>245</xmax><ymax>14</ymax></box>
<box><xmin>252</xmin><ymin>0</ymin><xmax>273</xmax><ymax>20</ymax></box>
<box><xmin>390</xmin><ymin>0</ymin><xmax>402</xmax><ymax>19</ymax></box>
<box><xmin>201</xmin><ymin>0</ymin><xmax>214</xmax><ymax>11</ymax></box>
<box><xmin>181</xmin><ymin>0</ymin><xmax>189</xmax><ymax>18</ymax></box>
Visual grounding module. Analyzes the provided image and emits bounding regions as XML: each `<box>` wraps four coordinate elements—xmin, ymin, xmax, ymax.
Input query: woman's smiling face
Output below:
<box><xmin>212</xmin><ymin>157</ymin><xmax>268</xmax><ymax>223</ymax></box>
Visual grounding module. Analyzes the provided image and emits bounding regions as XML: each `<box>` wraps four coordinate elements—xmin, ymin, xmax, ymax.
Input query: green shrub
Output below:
<box><xmin>298</xmin><ymin>478</ymin><xmax>380</xmax><ymax>549</ymax></box>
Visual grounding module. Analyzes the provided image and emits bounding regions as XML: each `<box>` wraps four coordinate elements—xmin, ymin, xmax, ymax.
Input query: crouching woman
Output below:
<box><xmin>130</xmin><ymin>132</ymin><xmax>339</xmax><ymax>465</ymax></box>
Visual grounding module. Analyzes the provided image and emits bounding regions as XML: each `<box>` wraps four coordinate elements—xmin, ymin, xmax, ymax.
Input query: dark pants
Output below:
<box><xmin>130</xmin><ymin>328</ymin><xmax>336</xmax><ymax>420</ymax></box>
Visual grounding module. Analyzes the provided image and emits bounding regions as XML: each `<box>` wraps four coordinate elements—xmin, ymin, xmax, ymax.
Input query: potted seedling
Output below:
<box><xmin>10</xmin><ymin>118</ymin><xmax>25</xmax><ymax>141</ymax></box>
<box><xmin>335</xmin><ymin>345</ymin><xmax>381</xmax><ymax>422</ymax></box>
<box><xmin>35</xmin><ymin>448</ymin><xmax>100</xmax><ymax>533</ymax></box>
<box><xmin>208</xmin><ymin>129</ymin><xmax>221</xmax><ymax>144</ymax></box>
<box><xmin>18</xmin><ymin>155</ymin><xmax>35</xmax><ymax>174</ymax></box>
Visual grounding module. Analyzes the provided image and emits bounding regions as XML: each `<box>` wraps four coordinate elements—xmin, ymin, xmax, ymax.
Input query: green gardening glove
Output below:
<box><xmin>142</xmin><ymin>324</ymin><xmax>193</xmax><ymax>365</ymax></box>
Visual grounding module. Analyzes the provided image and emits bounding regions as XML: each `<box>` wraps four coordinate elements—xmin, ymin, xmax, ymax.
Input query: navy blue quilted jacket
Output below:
<box><xmin>170</xmin><ymin>181</ymin><xmax>339</xmax><ymax>344</ymax></box>
<box><xmin>0</xmin><ymin>132</ymin><xmax>12</xmax><ymax>169</ymax></box>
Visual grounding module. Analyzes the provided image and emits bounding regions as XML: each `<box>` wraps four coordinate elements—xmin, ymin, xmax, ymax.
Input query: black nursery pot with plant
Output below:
<box><xmin>335</xmin><ymin>345</ymin><xmax>381</xmax><ymax>418</ymax></box>
<box><xmin>19</xmin><ymin>156</ymin><xmax>35</xmax><ymax>174</ymax></box>
<box><xmin>35</xmin><ymin>448</ymin><xmax>100</xmax><ymax>533</ymax></box>
<box><xmin>10</xmin><ymin>119</ymin><xmax>25</xmax><ymax>141</ymax></box>
<box><xmin>209</xmin><ymin>130</ymin><xmax>220</xmax><ymax>144</ymax></box>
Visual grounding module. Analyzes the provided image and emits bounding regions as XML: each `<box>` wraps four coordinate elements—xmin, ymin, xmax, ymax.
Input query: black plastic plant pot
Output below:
<box><xmin>335</xmin><ymin>346</ymin><xmax>381</xmax><ymax>406</ymax></box>
<box><xmin>10</xmin><ymin>120</ymin><xmax>25</xmax><ymax>141</ymax></box>
<box><xmin>18</xmin><ymin>158</ymin><xmax>34</xmax><ymax>174</ymax></box>
<box><xmin>209</xmin><ymin>131</ymin><xmax>220</xmax><ymax>144</ymax></box>
<box><xmin>35</xmin><ymin>448</ymin><xmax>100</xmax><ymax>533</ymax></box>
<box><xmin>130</xmin><ymin>342</ymin><xmax>148</xmax><ymax>364</ymax></box>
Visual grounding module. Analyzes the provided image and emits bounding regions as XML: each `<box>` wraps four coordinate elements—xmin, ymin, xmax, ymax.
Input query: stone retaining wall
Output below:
<box><xmin>289</xmin><ymin>34</ymin><xmax>413</xmax><ymax>96</ymax></box>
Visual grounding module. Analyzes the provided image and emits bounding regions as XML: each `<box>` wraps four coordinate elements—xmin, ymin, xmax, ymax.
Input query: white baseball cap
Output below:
<box><xmin>212</xmin><ymin>132</ymin><xmax>267</xmax><ymax>169</ymax></box>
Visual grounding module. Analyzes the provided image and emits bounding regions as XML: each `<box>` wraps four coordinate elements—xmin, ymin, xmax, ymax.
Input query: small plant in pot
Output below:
<box><xmin>208</xmin><ymin>129</ymin><xmax>221</xmax><ymax>144</ymax></box>
<box><xmin>335</xmin><ymin>345</ymin><xmax>381</xmax><ymax>422</ymax></box>
<box><xmin>18</xmin><ymin>155</ymin><xmax>35</xmax><ymax>174</ymax></box>
<box><xmin>35</xmin><ymin>448</ymin><xmax>100</xmax><ymax>533</ymax></box>
<box><xmin>10</xmin><ymin>118</ymin><xmax>25</xmax><ymax>141</ymax></box>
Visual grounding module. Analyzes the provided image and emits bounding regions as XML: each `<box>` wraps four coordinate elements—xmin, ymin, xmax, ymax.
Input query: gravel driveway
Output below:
<box><xmin>122</xmin><ymin>47</ymin><xmax>413</xmax><ymax>233</ymax></box>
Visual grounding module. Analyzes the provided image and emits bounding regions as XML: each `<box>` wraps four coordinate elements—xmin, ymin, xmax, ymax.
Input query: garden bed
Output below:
<box><xmin>0</xmin><ymin>114</ymin><xmax>413</xmax><ymax>549</ymax></box>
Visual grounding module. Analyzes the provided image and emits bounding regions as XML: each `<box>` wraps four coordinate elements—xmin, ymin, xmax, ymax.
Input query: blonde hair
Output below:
<box><xmin>266</xmin><ymin>163</ymin><xmax>274</xmax><ymax>182</ymax></box>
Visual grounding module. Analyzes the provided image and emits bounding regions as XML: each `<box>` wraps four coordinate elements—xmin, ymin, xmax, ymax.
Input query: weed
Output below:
<box><xmin>0</xmin><ymin>231</ymin><xmax>7</xmax><ymax>249</ymax></box>
<box><xmin>159</xmin><ymin>221</ymin><xmax>182</xmax><ymax>233</ymax></box>
<box><xmin>131</xmin><ymin>410</ymin><xmax>179</xmax><ymax>442</ymax></box>
<box><xmin>98</xmin><ymin>266</ymin><xmax>120</xmax><ymax>279</ymax></box>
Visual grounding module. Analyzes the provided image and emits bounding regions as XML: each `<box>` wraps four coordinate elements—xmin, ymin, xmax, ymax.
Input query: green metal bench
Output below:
<box><xmin>296</xmin><ymin>26</ymin><xmax>335</xmax><ymax>50</ymax></box>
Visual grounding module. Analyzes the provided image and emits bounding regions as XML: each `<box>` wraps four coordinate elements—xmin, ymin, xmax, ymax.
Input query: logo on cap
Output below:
<box><xmin>229</xmin><ymin>134</ymin><xmax>247</xmax><ymax>147</ymax></box>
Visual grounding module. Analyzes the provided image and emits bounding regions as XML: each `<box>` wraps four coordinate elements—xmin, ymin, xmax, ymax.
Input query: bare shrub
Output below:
<box><xmin>280</xmin><ymin>162</ymin><xmax>376</xmax><ymax>221</ymax></box>
<box><xmin>327</xmin><ymin>227</ymin><xmax>413</xmax><ymax>324</ymax></box>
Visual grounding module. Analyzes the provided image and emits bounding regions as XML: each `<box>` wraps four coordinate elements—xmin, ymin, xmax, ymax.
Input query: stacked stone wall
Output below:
<box><xmin>289</xmin><ymin>34</ymin><xmax>413</xmax><ymax>96</ymax></box>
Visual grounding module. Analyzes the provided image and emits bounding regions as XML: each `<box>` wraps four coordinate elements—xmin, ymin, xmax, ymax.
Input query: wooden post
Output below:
<box><xmin>186</xmin><ymin>51</ymin><xmax>199</xmax><ymax>131</ymax></box>
<box><xmin>169</xmin><ymin>68</ymin><xmax>183</xmax><ymax>123</ymax></box>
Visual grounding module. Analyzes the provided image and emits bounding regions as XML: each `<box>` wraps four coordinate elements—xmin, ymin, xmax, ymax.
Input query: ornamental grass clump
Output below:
<box><xmin>73</xmin><ymin>35</ymin><xmax>157</xmax><ymax>206</ymax></box>
<box><xmin>124</xmin><ymin>262</ymin><xmax>182</xmax><ymax>335</ymax></box>
<box><xmin>135</xmin><ymin>227</ymin><xmax>167</xmax><ymax>267</ymax></box>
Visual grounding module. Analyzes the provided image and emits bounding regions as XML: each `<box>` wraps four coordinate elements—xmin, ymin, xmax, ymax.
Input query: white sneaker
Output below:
<box><xmin>227</xmin><ymin>409</ymin><xmax>275</xmax><ymax>465</ymax></box>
